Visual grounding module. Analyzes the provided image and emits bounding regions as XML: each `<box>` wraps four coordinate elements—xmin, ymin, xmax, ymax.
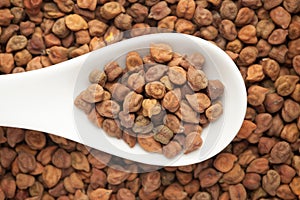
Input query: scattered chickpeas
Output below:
<box><xmin>2</xmin><ymin>0</ymin><xmax>300</xmax><ymax>199</ymax></box>
<box><xmin>65</xmin><ymin>14</ymin><xmax>88</xmax><ymax>31</ymax></box>
<box><xmin>0</xmin><ymin>53</ymin><xmax>14</xmax><ymax>73</ymax></box>
<box><xmin>176</xmin><ymin>0</ymin><xmax>195</xmax><ymax>20</ymax></box>
<box><xmin>52</xmin><ymin>17</ymin><xmax>70</xmax><ymax>38</ymax></box>
<box><xmin>148</xmin><ymin>1</ymin><xmax>171</xmax><ymax>20</ymax></box>
<box><xmin>100</xmin><ymin>2</ymin><xmax>125</xmax><ymax>20</ymax></box>
<box><xmin>6</xmin><ymin>35</ymin><xmax>28</xmax><ymax>52</ymax></box>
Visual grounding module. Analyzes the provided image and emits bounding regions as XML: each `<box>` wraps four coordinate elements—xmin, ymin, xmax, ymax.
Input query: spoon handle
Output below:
<box><xmin>0</xmin><ymin>54</ymin><xmax>88</xmax><ymax>143</ymax></box>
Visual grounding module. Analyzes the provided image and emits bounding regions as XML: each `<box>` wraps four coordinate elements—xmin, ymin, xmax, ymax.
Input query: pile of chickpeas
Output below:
<box><xmin>75</xmin><ymin>42</ymin><xmax>224</xmax><ymax>158</ymax></box>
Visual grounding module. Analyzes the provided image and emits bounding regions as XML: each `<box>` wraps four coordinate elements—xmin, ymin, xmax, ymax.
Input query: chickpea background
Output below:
<box><xmin>1</xmin><ymin>0</ymin><xmax>300</xmax><ymax>198</ymax></box>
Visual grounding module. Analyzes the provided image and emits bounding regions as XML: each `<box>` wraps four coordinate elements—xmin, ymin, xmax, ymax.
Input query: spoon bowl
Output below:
<box><xmin>0</xmin><ymin>33</ymin><xmax>247</xmax><ymax>166</ymax></box>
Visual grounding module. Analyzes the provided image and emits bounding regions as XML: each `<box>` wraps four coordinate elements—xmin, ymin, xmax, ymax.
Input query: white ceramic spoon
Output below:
<box><xmin>0</xmin><ymin>33</ymin><xmax>247</xmax><ymax>166</ymax></box>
